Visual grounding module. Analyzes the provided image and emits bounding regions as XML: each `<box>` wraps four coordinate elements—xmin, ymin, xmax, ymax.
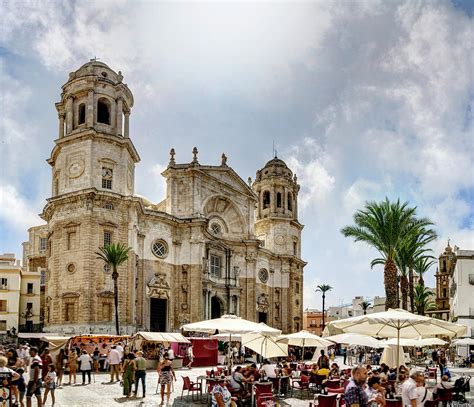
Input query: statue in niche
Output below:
<box><xmin>256</xmin><ymin>293</ymin><xmax>269</xmax><ymax>313</ymax></box>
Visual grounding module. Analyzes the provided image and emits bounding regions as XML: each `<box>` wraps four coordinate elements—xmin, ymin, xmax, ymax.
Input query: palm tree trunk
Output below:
<box><xmin>409</xmin><ymin>268</ymin><xmax>415</xmax><ymax>313</ymax></box>
<box><xmin>322</xmin><ymin>294</ymin><xmax>326</xmax><ymax>334</ymax></box>
<box><xmin>113</xmin><ymin>270</ymin><xmax>120</xmax><ymax>335</ymax></box>
<box><xmin>384</xmin><ymin>259</ymin><xmax>398</xmax><ymax>310</ymax></box>
<box><xmin>401</xmin><ymin>275</ymin><xmax>408</xmax><ymax>310</ymax></box>
<box><xmin>419</xmin><ymin>274</ymin><xmax>424</xmax><ymax>287</ymax></box>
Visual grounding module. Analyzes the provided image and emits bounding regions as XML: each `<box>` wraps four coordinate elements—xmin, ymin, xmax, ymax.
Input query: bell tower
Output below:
<box><xmin>252</xmin><ymin>157</ymin><xmax>302</xmax><ymax>256</ymax></box>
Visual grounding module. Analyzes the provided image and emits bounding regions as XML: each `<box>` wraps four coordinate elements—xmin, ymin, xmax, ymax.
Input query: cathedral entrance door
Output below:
<box><xmin>211</xmin><ymin>296</ymin><xmax>222</xmax><ymax>319</ymax></box>
<box><xmin>150</xmin><ymin>298</ymin><xmax>167</xmax><ymax>331</ymax></box>
<box><xmin>258</xmin><ymin>312</ymin><xmax>267</xmax><ymax>324</ymax></box>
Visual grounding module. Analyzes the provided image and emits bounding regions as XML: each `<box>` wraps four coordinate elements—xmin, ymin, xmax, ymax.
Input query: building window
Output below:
<box><xmin>102</xmin><ymin>302</ymin><xmax>112</xmax><ymax>321</ymax></box>
<box><xmin>0</xmin><ymin>321</ymin><xmax>6</xmax><ymax>331</ymax></box>
<box><xmin>40</xmin><ymin>270</ymin><xmax>46</xmax><ymax>286</ymax></box>
<box><xmin>65</xmin><ymin>303</ymin><xmax>75</xmax><ymax>322</ymax></box>
<box><xmin>443</xmin><ymin>288</ymin><xmax>447</xmax><ymax>298</ymax></box>
<box><xmin>39</xmin><ymin>237</ymin><xmax>47</xmax><ymax>253</ymax></box>
<box><xmin>210</xmin><ymin>222</ymin><xmax>222</xmax><ymax>236</ymax></box>
<box><xmin>0</xmin><ymin>278</ymin><xmax>7</xmax><ymax>290</ymax></box>
<box><xmin>262</xmin><ymin>191</ymin><xmax>270</xmax><ymax>209</ymax></box>
<box><xmin>258</xmin><ymin>268</ymin><xmax>269</xmax><ymax>283</ymax></box>
<box><xmin>210</xmin><ymin>255</ymin><xmax>221</xmax><ymax>278</ymax></box>
<box><xmin>276</xmin><ymin>192</ymin><xmax>282</xmax><ymax>208</ymax></box>
<box><xmin>27</xmin><ymin>302</ymin><xmax>33</xmax><ymax>310</ymax></box>
<box><xmin>102</xmin><ymin>167</ymin><xmax>113</xmax><ymax>189</ymax></box>
<box><xmin>97</xmin><ymin>98</ymin><xmax>111</xmax><ymax>125</ymax></box>
<box><xmin>78</xmin><ymin>103</ymin><xmax>86</xmax><ymax>125</ymax></box>
<box><xmin>27</xmin><ymin>283</ymin><xmax>34</xmax><ymax>294</ymax></box>
<box><xmin>66</xmin><ymin>263</ymin><xmax>76</xmax><ymax>274</ymax></box>
<box><xmin>293</xmin><ymin>241</ymin><xmax>297</xmax><ymax>256</ymax></box>
<box><xmin>103</xmin><ymin>231</ymin><xmax>112</xmax><ymax>247</ymax></box>
<box><xmin>104</xmin><ymin>202</ymin><xmax>114</xmax><ymax>210</ymax></box>
<box><xmin>295</xmin><ymin>282</ymin><xmax>300</xmax><ymax>293</ymax></box>
<box><xmin>54</xmin><ymin>176</ymin><xmax>59</xmax><ymax>195</ymax></box>
<box><xmin>67</xmin><ymin>231</ymin><xmax>77</xmax><ymax>250</ymax></box>
<box><xmin>151</xmin><ymin>240</ymin><xmax>168</xmax><ymax>258</ymax></box>
<box><xmin>287</xmin><ymin>192</ymin><xmax>293</xmax><ymax>211</ymax></box>
<box><xmin>0</xmin><ymin>300</ymin><xmax>6</xmax><ymax>312</ymax></box>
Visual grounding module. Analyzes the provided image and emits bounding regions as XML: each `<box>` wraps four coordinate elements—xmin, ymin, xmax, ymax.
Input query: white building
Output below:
<box><xmin>0</xmin><ymin>253</ymin><xmax>22</xmax><ymax>334</ymax></box>
<box><xmin>450</xmin><ymin>248</ymin><xmax>474</xmax><ymax>336</ymax></box>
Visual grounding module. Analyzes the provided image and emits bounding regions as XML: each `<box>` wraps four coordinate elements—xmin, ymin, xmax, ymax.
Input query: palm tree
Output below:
<box><xmin>316</xmin><ymin>284</ymin><xmax>332</xmax><ymax>332</ymax></box>
<box><xmin>413</xmin><ymin>284</ymin><xmax>437</xmax><ymax>315</ymax></box>
<box><xmin>96</xmin><ymin>243</ymin><xmax>131</xmax><ymax>335</ymax></box>
<box><xmin>414</xmin><ymin>256</ymin><xmax>437</xmax><ymax>287</ymax></box>
<box><xmin>360</xmin><ymin>300</ymin><xmax>371</xmax><ymax>315</ymax></box>
<box><xmin>341</xmin><ymin>198</ymin><xmax>421</xmax><ymax>310</ymax></box>
<box><xmin>395</xmin><ymin>248</ymin><xmax>410</xmax><ymax>310</ymax></box>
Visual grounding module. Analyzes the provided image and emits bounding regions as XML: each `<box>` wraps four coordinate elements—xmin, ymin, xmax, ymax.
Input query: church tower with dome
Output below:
<box><xmin>28</xmin><ymin>61</ymin><xmax>306</xmax><ymax>335</ymax></box>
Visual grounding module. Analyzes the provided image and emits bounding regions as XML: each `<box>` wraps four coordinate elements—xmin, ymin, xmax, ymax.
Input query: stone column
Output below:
<box><xmin>87</xmin><ymin>90</ymin><xmax>94</xmax><ymax>127</ymax></box>
<box><xmin>116</xmin><ymin>98</ymin><xmax>123</xmax><ymax>136</ymax></box>
<box><xmin>124</xmin><ymin>110</ymin><xmax>130</xmax><ymax>138</ymax></box>
<box><xmin>58</xmin><ymin>113</ymin><xmax>65</xmax><ymax>138</ymax></box>
<box><xmin>65</xmin><ymin>97</ymin><xmax>73</xmax><ymax>134</ymax></box>
<box><xmin>283</xmin><ymin>187</ymin><xmax>288</xmax><ymax>215</ymax></box>
<box><xmin>271</xmin><ymin>185</ymin><xmax>276</xmax><ymax>213</ymax></box>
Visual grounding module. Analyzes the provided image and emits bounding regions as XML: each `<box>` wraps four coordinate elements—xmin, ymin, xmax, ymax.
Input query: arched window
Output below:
<box><xmin>262</xmin><ymin>191</ymin><xmax>270</xmax><ymax>209</ymax></box>
<box><xmin>276</xmin><ymin>192</ymin><xmax>282</xmax><ymax>208</ymax></box>
<box><xmin>287</xmin><ymin>192</ymin><xmax>293</xmax><ymax>211</ymax></box>
<box><xmin>97</xmin><ymin>98</ymin><xmax>111</xmax><ymax>125</ymax></box>
<box><xmin>78</xmin><ymin>103</ymin><xmax>86</xmax><ymax>125</ymax></box>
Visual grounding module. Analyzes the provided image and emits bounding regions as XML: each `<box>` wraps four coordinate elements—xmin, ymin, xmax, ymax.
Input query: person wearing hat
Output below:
<box><xmin>211</xmin><ymin>376</ymin><xmax>232</xmax><ymax>407</ymax></box>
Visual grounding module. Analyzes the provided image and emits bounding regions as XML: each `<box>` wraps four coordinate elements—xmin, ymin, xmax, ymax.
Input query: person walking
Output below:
<box><xmin>402</xmin><ymin>370</ymin><xmax>423</xmax><ymax>407</ymax></box>
<box><xmin>186</xmin><ymin>345</ymin><xmax>194</xmax><ymax>369</ymax></box>
<box><xmin>157</xmin><ymin>353</ymin><xmax>176</xmax><ymax>405</ymax></box>
<box><xmin>107</xmin><ymin>346</ymin><xmax>121</xmax><ymax>383</ymax></box>
<box><xmin>42</xmin><ymin>364</ymin><xmax>57</xmax><ymax>406</ymax></box>
<box><xmin>40</xmin><ymin>349</ymin><xmax>53</xmax><ymax>381</ymax></box>
<box><xmin>54</xmin><ymin>349</ymin><xmax>64</xmax><ymax>388</ymax></box>
<box><xmin>92</xmin><ymin>347</ymin><xmax>100</xmax><ymax>373</ymax></box>
<box><xmin>68</xmin><ymin>349</ymin><xmax>77</xmax><ymax>385</ymax></box>
<box><xmin>133</xmin><ymin>351</ymin><xmax>147</xmax><ymax>398</ymax></box>
<box><xmin>78</xmin><ymin>350</ymin><xmax>92</xmax><ymax>385</ymax></box>
<box><xmin>26</xmin><ymin>347</ymin><xmax>43</xmax><ymax>407</ymax></box>
<box><xmin>438</xmin><ymin>350</ymin><xmax>447</xmax><ymax>377</ymax></box>
<box><xmin>122</xmin><ymin>353</ymin><xmax>136</xmax><ymax>398</ymax></box>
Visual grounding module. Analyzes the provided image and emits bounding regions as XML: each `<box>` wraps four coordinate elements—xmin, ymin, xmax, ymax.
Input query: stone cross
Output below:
<box><xmin>192</xmin><ymin>147</ymin><xmax>199</xmax><ymax>164</ymax></box>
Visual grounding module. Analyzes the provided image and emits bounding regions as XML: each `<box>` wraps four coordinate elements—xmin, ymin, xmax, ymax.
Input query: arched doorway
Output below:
<box><xmin>211</xmin><ymin>296</ymin><xmax>222</xmax><ymax>319</ymax></box>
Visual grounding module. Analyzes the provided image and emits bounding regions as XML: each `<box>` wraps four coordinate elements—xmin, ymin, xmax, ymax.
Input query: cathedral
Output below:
<box><xmin>27</xmin><ymin>61</ymin><xmax>306</xmax><ymax>335</ymax></box>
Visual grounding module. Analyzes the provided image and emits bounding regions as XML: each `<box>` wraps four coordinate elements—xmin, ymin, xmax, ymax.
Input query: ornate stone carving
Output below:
<box><xmin>256</xmin><ymin>293</ymin><xmax>269</xmax><ymax>313</ymax></box>
<box><xmin>147</xmin><ymin>273</ymin><xmax>170</xmax><ymax>298</ymax></box>
<box><xmin>62</xmin><ymin>292</ymin><xmax>80</xmax><ymax>298</ymax></box>
<box><xmin>97</xmin><ymin>290</ymin><xmax>114</xmax><ymax>298</ymax></box>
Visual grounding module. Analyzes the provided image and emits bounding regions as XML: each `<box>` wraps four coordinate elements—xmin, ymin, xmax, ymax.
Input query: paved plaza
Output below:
<box><xmin>27</xmin><ymin>357</ymin><xmax>474</xmax><ymax>407</ymax></box>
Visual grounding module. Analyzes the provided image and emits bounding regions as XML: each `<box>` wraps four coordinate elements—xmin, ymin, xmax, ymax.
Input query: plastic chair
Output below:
<box><xmin>255</xmin><ymin>382</ymin><xmax>274</xmax><ymax>407</ymax></box>
<box><xmin>291</xmin><ymin>374</ymin><xmax>310</xmax><ymax>398</ymax></box>
<box><xmin>385</xmin><ymin>400</ymin><xmax>402</xmax><ymax>407</ymax></box>
<box><xmin>424</xmin><ymin>400</ymin><xmax>439</xmax><ymax>407</ymax></box>
<box><xmin>317</xmin><ymin>394</ymin><xmax>338</xmax><ymax>407</ymax></box>
<box><xmin>428</xmin><ymin>367</ymin><xmax>438</xmax><ymax>384</ymax></box>
<box><xmin>181</xmin><ymin>376</ymin><xmax>202</xmax><ymax>401</ymax></box>
<box><xmin>326</xmin><ymin>379</ymin><xmax>342</xmax><ymax>389</ymax></box>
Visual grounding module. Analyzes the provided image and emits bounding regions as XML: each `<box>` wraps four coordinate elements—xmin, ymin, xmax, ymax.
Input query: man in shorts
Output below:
<box><xmin>26</xmin><ymin>347</ymin><xmax>43</xmax><ymax>407</ymax></box>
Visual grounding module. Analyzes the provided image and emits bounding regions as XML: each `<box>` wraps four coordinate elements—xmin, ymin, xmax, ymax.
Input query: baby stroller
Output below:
<box><xmin>452</xmin><ymin>375</ymin><xmax>471</xmax><ymax>403</ymax></box>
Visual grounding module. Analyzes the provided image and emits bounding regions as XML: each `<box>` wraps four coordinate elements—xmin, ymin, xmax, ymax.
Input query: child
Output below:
<box><xmin>43</xmin><ymin>364</ymin><xmax>57</xmax><ymax>405</ymax></box>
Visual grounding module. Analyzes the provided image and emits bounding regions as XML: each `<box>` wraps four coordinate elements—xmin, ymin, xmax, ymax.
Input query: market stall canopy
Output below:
<box><xmin>211</xmin><ymin>334</ymin><xmax>242</xmax><ymax>341</ymax></box>
<box><xmin>327</xmin><ymin>309</ymin><xmax>468</xmax><ymax>339</ymax></box>
<box><xmin>41</xmin><ymin>336</ymin><xmax>70</xmax><ymax>358</ymax></box>
<box><xmin>18</xmin><ymin>332</ymin><xmax>60</xmax><ymax>339</ymax></box>
<box><xmin>181</xmin><ymin>314</ymin><xmax>281</xmax><ymax>335</ymax></box>
<box><xmin>452</xmin><ymin>338</ymin><xmax>474</xmax><ymax>346</ymax></box>
<box><xmin>242</xmin><ymin>333</ymin><xmax>288</xmax><ymax>358</ymax></box>
<box><xmin>278</xmin><ymin>330</ymin><xmax>334</xmax><ymax>347</ymax></box>
<box><xmin>324</xmin><ymin>333</ymin><xmax>384</xmax><ymax>348</ymax></box>
<box><xmin>134</xmin><ymin>332</ymin><xmax>190</xmax><ymax>343</ymax></box>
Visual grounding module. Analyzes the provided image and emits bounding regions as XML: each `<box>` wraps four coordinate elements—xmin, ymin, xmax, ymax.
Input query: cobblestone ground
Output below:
<box><xmin>28</xmin><ymin>359</ymin><xmax>474</xmax><ymax>407</ymax></box>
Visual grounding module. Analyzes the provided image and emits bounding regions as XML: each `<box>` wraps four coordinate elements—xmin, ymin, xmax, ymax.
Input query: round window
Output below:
<box><xmin>210</xmin><ymin>222</ymin><xmax>222</xmax><ymax>236</ymax></box>
<box><xmin>152</xmin><ymin>240</ymin><xmax>168</xmax><ymax>258</ymax></box>
<box><xmin>67</xmin><ymin>263</ymin><xmax>76</xmax><ymax>274</ymax></box>
<box><xmin>258</xmin><ymin>268</ymin><xmax>269</xmax><ymax>283</ymax></box>
<box><xmin>103</xmin><ymin>264</ymin><xmax>111</xmax><ymax>274</ymax></box>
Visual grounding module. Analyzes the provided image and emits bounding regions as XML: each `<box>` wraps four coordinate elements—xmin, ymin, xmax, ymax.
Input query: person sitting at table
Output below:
<box><xmin>281</xmin><ymin>363</ymin><xmax>292</xmax><ymax>377</ymax></box>
<box><xmin>317</xmin><ymin>364</ymin><xmax>330</xmax><ymax>379</ymax></box>
<box><xmin>259</xmin><ymin>360</ymin><xmax>277</xmax><ymax>379</ymax></box>
<box><xmin>310</xmin><ymin>363</ymin><xmax>319</xmax><ymax>375</ymax></box>
<box><xmin>329</xmin><ymin>363</ymin><xmax>340</xmax><ymax>379</ymax></box>
<box><xmin>365</xmin><ymin>376</ymin><xmax>386</xmax><ymax>406</ymax></box>
<box><xmin>229</xmin><ymin>366</ymin><xmax>248</xmax><ymax>393</ymax></box>
<box><xmin>211</xmin><ymin>376</ymin><xmax>234</xmax><ymax>407</ymax></box>
<box><xmin>432</xmin><ymin>374</ymin><xmax>453</xmax><ymax>397</ymax></box>
<box><xmin>245</xmin><ymin>363</ymin><xmax>259</xmax><ymax>381</ymax></box>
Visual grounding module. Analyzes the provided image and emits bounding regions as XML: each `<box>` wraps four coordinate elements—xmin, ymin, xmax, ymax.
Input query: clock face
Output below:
<box><xmin>68</xmin><ymin>161</ymin><xmax>84</xmax><ymax>178</ymax></box>
<box><xmin>275</xmin><ymin>235</ymin><xmax>286</xmax><ymax>245</ymax></box>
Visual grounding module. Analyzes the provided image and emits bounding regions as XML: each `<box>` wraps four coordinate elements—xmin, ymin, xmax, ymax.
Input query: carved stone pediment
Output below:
<box><xmin>97</xmin><ymin>290</ymin><xmax>114</xmax><ymax>298</ymax></box>
<box><xmin>256</xmin><ymin>293</ymin><xmax>269</xmax><ymax>313</ymax></box>
<box><xmin>147</xmin><ymin>273</ymin><xmax>170</xmax><ymax>298</ymax></box>
<box><xmin>62</xmin><ymin>291</ymin><xmax>80</xmax><ymax>298</ymax></box>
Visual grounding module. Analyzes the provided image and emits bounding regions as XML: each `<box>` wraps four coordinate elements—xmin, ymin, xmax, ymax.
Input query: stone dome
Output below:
<box><xmin>68</xmin><ymin>60</ymin><xmax>124</xmax><ymax>85</ymax></box>
<box><xmin>257</xmin><ymin>157</ymin><xmax>294</xmax><ymax>181</ymax></box>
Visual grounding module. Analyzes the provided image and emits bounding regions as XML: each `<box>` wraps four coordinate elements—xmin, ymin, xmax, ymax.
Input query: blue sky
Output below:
<box><xmin>1</xmin><ymin>0</ymin><xmax>473</xmax><ymax>308</ymax></box>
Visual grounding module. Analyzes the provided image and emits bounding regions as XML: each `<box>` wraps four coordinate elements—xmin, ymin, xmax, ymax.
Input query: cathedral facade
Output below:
<box><xmin>32</xmin><ymin>61</ymin><xmax>306</xmax><ymax>335</ymax></box>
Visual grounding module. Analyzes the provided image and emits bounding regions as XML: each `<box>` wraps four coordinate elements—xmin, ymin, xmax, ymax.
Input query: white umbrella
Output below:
<box><xmin>278</xmin><ymin>330</ymin><xmax>333</xmax><ymax>361</ymax></box>
<box><xmin>324</xmin><ymin>333</ymin><xmax>384</xmax><ymax>348</ymax></box>
<box><xmin>383</xmin><ymin>337</ymin><xmax>447</xmax><ymax>347</ymax></box>
<box><xmin>181</xmin><ymin>314</ymin><xmax>281</xmax><ymax>335</ymax></box>
<box><xmin>327</xmin><ymin>308</ymin><xmax>467</xmax><ymax>375</ymax></box>
<box><xmin>211</xmin><ymin>333</ymin><xmax>242</xmax><ymax>342</ymax></box>
<box><xmin>452</xmin><ymin>338</ymin><xmax>474</xmax><ymax>346</ymax></box>
<box><xmin>242</xmin><ymin>333</ymin><xmax>288</xmax><ymax>359</ymax></box>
